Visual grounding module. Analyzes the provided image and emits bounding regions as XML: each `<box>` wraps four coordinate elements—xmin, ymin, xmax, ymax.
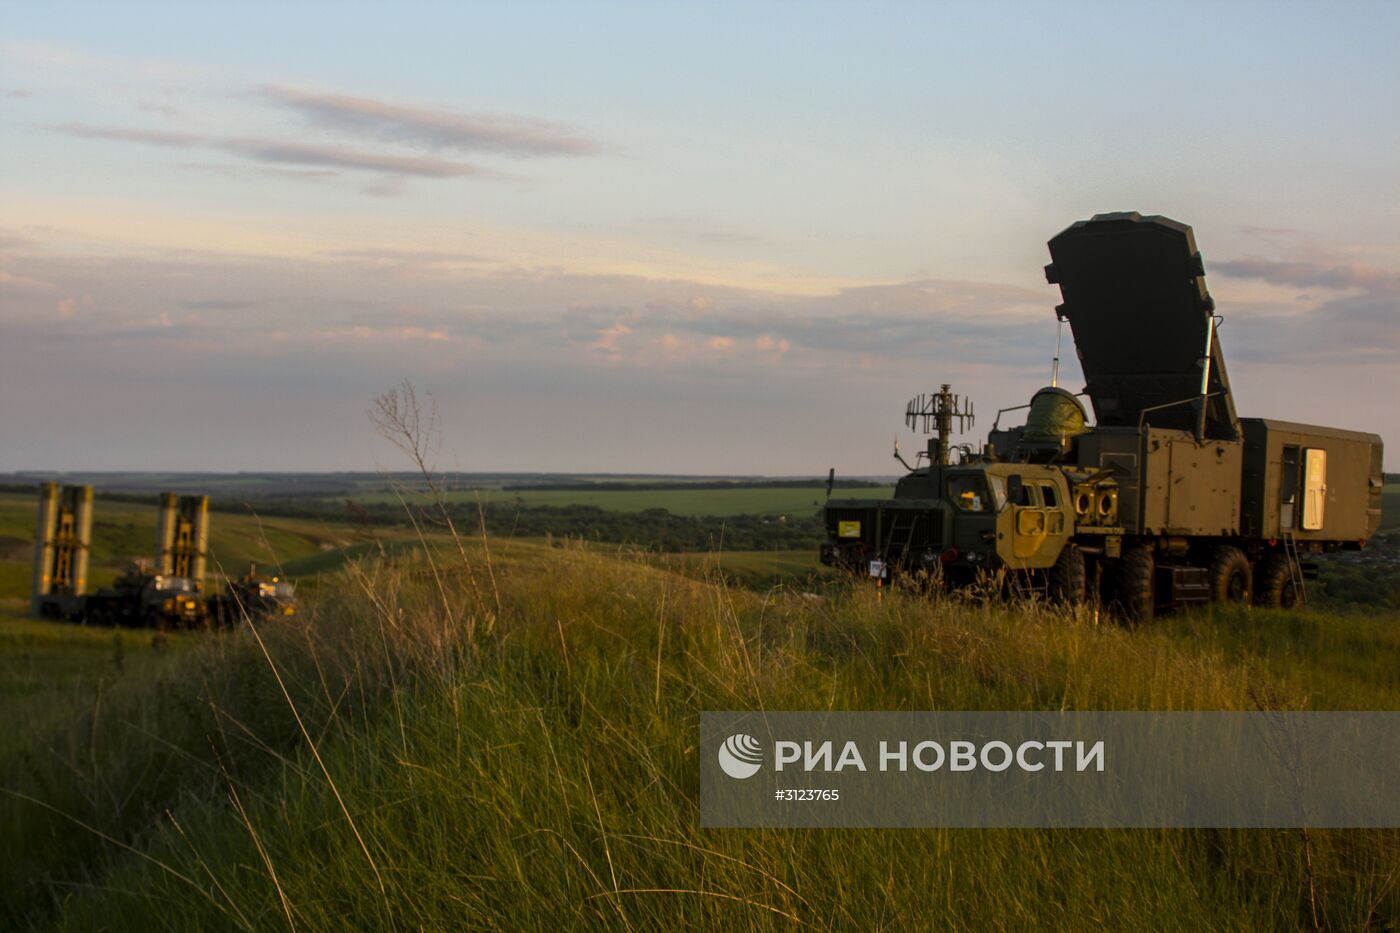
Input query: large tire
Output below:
<box><xmin>1254</xmin><ymin>554</ymin><xmax>1300</xmax><ymax>609</ymax></box>
<box><xmin>1048</xmin><ymin>544</ymin><xmax>1087</xmax><ymax>604</ymax></box>
<box><xmin>1110</xmin><ymin>547</ymin><xmax>1155</xmax><ymax>624</ymax></box>
<box><xmin>1209</xmin><ymin>546</ymin><xmax>1252</xmax><ymax>606</ymax></box>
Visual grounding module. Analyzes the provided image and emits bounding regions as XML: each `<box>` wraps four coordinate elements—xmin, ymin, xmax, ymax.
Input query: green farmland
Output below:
<box><xmin>340</xmin><ymin>483</ymin><xmax>896</xmax><ymax>517</ymax></box>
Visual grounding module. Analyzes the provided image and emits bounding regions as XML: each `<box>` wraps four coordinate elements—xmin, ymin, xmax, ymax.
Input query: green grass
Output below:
<box><xmin>662</xmin><ymin>549</ymin><xmax>824</xmax><ymax>588</ymax></box>
<box><xmin>0</xmin><ymin>608</ymin><xmax>192</xmax><ymax>756</ymax></box>
<box><xmin>345</xmin><ymin>484</ymin><xmax>895</xmax><ymax>516</ymax></box>
<box><xmin>2</xmin><ymin>541</ymin><xmax>1398</xmax><ymax>930</ymax></box>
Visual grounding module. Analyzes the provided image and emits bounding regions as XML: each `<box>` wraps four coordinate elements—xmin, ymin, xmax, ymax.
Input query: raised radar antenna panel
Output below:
<box><xmin>905</xmin><ymin>384</ymin><xmax>974</xmax><ymax>465</ymax></box>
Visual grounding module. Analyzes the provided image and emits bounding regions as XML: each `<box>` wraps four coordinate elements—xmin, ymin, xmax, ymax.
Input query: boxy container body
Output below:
<box><xmin>1240</xmin><ymin>419</ymin><xmax>1383</xmax><ymax>545</ymax></box>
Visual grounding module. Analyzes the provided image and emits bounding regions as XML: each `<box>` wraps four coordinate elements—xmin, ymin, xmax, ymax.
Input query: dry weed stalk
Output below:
<box><xmin>370</xmin><ymin>380</ymin><xmax>502</xmax><ymax>641</ymax></box>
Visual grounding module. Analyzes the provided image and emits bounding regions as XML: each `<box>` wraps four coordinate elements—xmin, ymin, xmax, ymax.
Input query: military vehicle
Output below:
<box><xmin>207</xmin><ymin>564</ymin><xmax>298</xmax><ymax>626</ymax></box>
<box><xmin>82</xmin><ymin>561</ymin><xmax>205</xmax><ymax>628</ymax></box>
<box><xmin>32</xmin><ymin>486</ymin><xmax>213</xmax><ymax>628</ymax></box>
<box><xmin>821</xmin><ymin>213</ymin><xmax>1384</xmax><ymax>621</ymax></box>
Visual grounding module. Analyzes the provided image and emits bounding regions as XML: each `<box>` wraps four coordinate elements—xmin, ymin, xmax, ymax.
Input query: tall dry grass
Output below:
<box><xmin>3</xmin><ymin>539</ymin><xmax>1398</xmax><ymax>930</ymax></box>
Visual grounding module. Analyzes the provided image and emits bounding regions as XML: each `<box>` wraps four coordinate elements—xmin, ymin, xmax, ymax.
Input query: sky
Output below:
<box><xmin>2</xmin><ymin>1</ymin><xmax>1397</xmax><ymax>475</ymax></box>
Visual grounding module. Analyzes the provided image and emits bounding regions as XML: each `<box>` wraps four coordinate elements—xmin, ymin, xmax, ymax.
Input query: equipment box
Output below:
<box><xmin>1239</xmin><ymin>418</ymin><xmax>1383</xmax><ymax>545</ymax></box>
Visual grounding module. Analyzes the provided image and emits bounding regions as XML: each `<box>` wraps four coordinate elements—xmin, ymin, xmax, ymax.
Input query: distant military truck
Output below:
<box><xmin>82</xmin><ymin>561</ymin><xmax>205</xmax><ymax>628</ymax></box>
<box><xmin>31</xmin><ymin>485</ymin><xmax>213</xmax><ymax>629</ymax></box>
<box><xmin>822</xmin><ymin>213</ymin><xmax>1384</xmax><ymax>621</ymax></box>
<box><xmin>207</xmin><ymin>564</ymin><xmax>298</xmax><ymax>626</ymax></box>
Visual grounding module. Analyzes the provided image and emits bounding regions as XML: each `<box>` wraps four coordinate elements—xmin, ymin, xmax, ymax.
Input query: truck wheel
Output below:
<box><xmin>1048</xmin><ymin>544</ymin><xmax>1087</xmax><ymax>604</ymax></box>
<box><xmin>1110</xmin><ymin>547</ymin><xmax>1155</xmax><ymax>624</ymax></box>
<box><xmin>1255</xmin><ymin>555</ymin><xmax>1300</xmax><ymax>609</ymax></box>
<box><xmin>1209</xmin><ymin>547</ymin><xmax>1252</xmax><ymax>605</ymax></box>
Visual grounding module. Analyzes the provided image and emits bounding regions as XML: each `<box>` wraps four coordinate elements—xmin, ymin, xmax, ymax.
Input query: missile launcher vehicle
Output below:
<box><xmin>821</xmin><ymin>213</ymin><xmax>1384</xmax><ymax>621</ymax></box>
<box><xmin>82</xmin><ymin>561</ymin><xmax>205</xmax><ymax>628</ymax></box>
<box><xmin>32</xmin><ymin>486</ymin><xmax>213</xmax><ymax>629</ymax></box>
<box><xmin>207</xmin><ymin>564</ymin><xmax>298</xmax><ymax>626</ymax></box>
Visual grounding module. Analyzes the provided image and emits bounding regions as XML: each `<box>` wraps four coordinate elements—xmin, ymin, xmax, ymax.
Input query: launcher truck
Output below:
<box><xmin>207</xmin><ymin>564</ymin><xmax>298</xmax><ymax>626</ymax></box>
<box><xmin>32</xmin><ymin>486</ymin><xmax>212</xmax><ymax>628</ymax></box>
<box><xmin>821</xmin><ymin>213</ymin><xmax>1384</xmax><ymax>621</ymax></box>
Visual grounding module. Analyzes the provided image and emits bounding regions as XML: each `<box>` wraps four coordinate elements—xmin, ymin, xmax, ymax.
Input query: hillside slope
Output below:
<box><xmin>3</xmin><ymin>541</ymin><xmax>1398</xmax><ymax>930</ymax></box>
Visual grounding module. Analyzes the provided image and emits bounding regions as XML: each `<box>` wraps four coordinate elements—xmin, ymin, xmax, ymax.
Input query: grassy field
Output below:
<box><xmin>1</xmin><ymin>538</ymin><xmax>1398</xmax><ymax>930</ymax></box>
<box><xmin>0</xmin><ymin>488</ymin><xmax>832</xmax><ymax>603</ymax></box>
<box><xmin>343</xmin><ymin>484</ymin><xmax>896</xmax><ymax>517</ymax></box>
<box><xmin>1</xmin><ymin>480</ymin><xmax>1396</xmax><ymax>927</ymax></box>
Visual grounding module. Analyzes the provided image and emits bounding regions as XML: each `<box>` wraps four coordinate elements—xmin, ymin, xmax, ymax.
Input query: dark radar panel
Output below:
<box><xmin>1045</xmin><ymin>212</ymin><xmax>1238</xmax><ymax>439</ymax></box>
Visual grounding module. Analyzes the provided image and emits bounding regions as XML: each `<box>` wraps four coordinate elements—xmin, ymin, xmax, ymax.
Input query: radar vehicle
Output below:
<box><xmin>821</xmin><ymin>213</ymin><xmax>1384</xmax><ymax>621</ymax></box>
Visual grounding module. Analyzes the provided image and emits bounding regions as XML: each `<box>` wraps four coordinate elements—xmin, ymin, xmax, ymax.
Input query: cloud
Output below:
<box><xmin>640</xmin><ymin>214</ymin><xmax>762</xmax><ymax>245</ymax></box>
<box><xmin>259</xmin><ymin>84</ymin><xmax>598</xmax><ymax>157</ymax></box>
<box><xmin>54</xmin><ymin>121</ymin><xmax>201</xmax><ymax>147</ymax></box>
<box><xmin>226</xmin><ymin>139</ymin><xmax>482</xmax><ymax>178</ymax></box>
<box><xmin>321</xmin><ymin>247</ymin><xmax>487</xmax><ymax>265</ymax></box>
<box><xmin>0</xmin><ymin>233</ymin><xmax>37</xmax><ymax>250</ymax></box>
<box><xmin>3</xmin><ymin>243</ymin><xmax>1395</xmax><ymax>473</ymax></box>
<box><xmin>0</xmin><ymin>269</ymin><xmax>55</xmax><ymax>291</ymax></box>
<box><xmin>52</xmin><ymin>122</ymin><xmax>487</xmax><ymax>180</ymax></box>
<box><xmin>1211</xmin><ymin>257</ymin><xmax>1400</xmax><ymax>361</ymax></box>
<box><xmin>1214</xmin><ymin>258</ymin><xmax>1400</xmax><ymax>292</ymax></box>
<box><xmin>137</xmin><ymin>99</ymin><xmax>182</xmax><ymax>118</ymax></box>
<box><xmin>4</xmin><ymin>87</ymin><xmax>33</xmax><ymax>99</ymax></box>
<box><xmin>361</xmin><ymin>179</ymin><xmax>405</xmax><ymax>198</ymax></box>
<box><xmin>180</xmin><ymin>298</ymin><xmax>259</xmax><ymax>311</ymax></box>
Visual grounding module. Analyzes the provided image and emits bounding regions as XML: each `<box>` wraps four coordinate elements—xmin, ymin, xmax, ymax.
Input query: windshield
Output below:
<box><xmin>151</xmin><ymin>575</ymin><xmax>194</xmax><ymax>592</ymax></box>
<box><xmin>988</xmin><ymin>475</ymin><xmax>1008</xmax><ymax>511</ymax></box>
<box><xmin>258</xmin><ymin>582</ymin><xmax>296</xmax><ymax>598</ymax></box>
<box><xmin>947</xmin><ymin>474</ymin><xmax>991</xmax><ymax>513</ymax></box>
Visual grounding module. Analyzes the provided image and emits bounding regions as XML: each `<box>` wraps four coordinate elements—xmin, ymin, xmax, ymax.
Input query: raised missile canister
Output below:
<box><xmin>155</xmin><ymin>493</ymin><xmax>210</xmax><ymax>589</ymax></box>
<box><xmin>68</xmin><ymin>485</ymin><xmax>94</xmax><ymax>596</ymax></box>
<box><xmin>31</xmin><ymin>482</ymin><xmax>59</xmax><ymax>614</ymax></box>
<box><xmin>187</xmin><ymin>494</ymin><xmax>209</xmax><ymax>588</ymax></box>
<box><xmin>155</xmin><ymin>491</ymin><xmax>179</xmax><ymax>575</ymax></box>
<box><xmin>31</xmin><ymin>483</ymin><xmax>95</xmax><ymax>617</ymax></box>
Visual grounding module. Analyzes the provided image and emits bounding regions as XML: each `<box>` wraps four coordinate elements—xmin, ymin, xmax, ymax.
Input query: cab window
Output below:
<box><xmin>1039</xmin><ymin>483</ymin><xmax>1058</xmax><ymax>508</ymax></box>
<box><xmin>947</xmin><ymin>474</ymin><xmax>991</xmax><ymax>513</ymax></box>
<box><xmin>988</xmin><ymin>475</ymin><xmax>1008</xmax><ymax>511</ymax></box>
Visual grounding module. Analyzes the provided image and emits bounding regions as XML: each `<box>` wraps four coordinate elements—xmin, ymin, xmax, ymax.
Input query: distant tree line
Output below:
<box><xmin>496</xmin><ymin>479</ymin><xmax>888</xmax><ymax>493</ymax></box>
<box><xmin>268</xmin><ymin>496</ymin><xmax>827</xmax><ymax>553</ymax></box>
<box><xmin>1314</xmin><ymin>534</ymin><xmax>1400</xmax><ymax>610</ymax></box>
<box><xmin>463</xmin><ymin>503</ymin><xmax>825</xmax><ymax>551</ymax></box>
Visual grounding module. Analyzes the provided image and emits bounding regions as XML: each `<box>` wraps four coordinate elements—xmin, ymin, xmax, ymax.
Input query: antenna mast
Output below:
<box><xmin>905</xmin><ymin>384</ymin><xmax>975</xmax><ymax>465</ymax></box>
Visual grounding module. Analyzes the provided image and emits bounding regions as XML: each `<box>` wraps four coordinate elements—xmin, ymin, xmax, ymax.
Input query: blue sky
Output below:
<box><xmin>2</xmin><ymin>2</ymin><xmax>1397</xmax><ymax>473</ymax></box>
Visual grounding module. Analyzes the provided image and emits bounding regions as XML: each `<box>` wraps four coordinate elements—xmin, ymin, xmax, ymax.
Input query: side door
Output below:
<box><xmin>1302</xmin><ymin>447</ymin><xmax>1327</xmax><ymax>531</ymax></box>
<box><xmin>1037</xmin><ymin>478</ymin><xmax>1072</xmax><ymax>560</ymax></box>
<box><xmin>1010</xmin><ymin>479</ymin><xmax>1047</xmax><ymax>560</ymax></box>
